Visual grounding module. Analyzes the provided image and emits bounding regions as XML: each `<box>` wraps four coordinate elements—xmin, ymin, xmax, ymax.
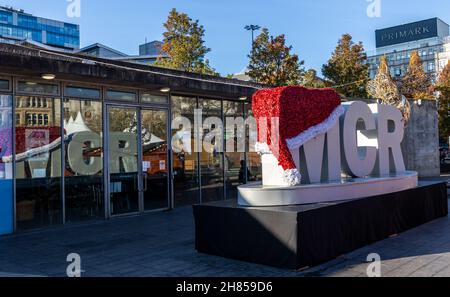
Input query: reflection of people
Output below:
<box><xmin>239</xmin><ymin>160</ymin><xmax>252</xmax><ymax>184</ymax></box>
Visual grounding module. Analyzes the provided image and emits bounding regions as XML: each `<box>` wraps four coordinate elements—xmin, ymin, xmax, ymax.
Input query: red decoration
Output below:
<box><xmin>15</xmin><ymin>127</ymin><xmax>61</xmax><ymax>154</ymax></box>
<box><xmin>252</xmin><ymin>86</ymin><xmax>341</xmax><ymax>172</ymax></box>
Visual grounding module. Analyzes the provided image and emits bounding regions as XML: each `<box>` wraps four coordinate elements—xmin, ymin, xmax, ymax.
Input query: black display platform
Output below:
<box><xmin>193</xmin><ymin>181</ymin><xmax>448</xmax><ymax>270</ymax></box>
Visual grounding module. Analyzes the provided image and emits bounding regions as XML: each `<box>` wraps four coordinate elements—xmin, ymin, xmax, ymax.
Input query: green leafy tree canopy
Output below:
<box><xmin>301</xmin><ymin>69</ymin><xmax>329</xmax><ymax>88</ymax></box>
<box><xmin>247</xmin><ymin>28</ymin><xmax>304</xmax><ymax>86</ymax></box>
<box><xmin>322</xmin><ymin>33</ymin><xmax>369</xmax><ymax>98</ymax></box>
<box><xmin>155</xmin><ymin>8</ymin><xmax>217</xmax><ymax>75</ymax></box>
<box><xmin>435</xmin><ymin>62</ymin><xmax>450</xmax><ymax>140</ymax></box>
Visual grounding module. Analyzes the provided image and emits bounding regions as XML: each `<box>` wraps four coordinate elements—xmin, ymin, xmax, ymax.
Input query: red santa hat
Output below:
<box><xmin>252</xmin><ymin>86</ymin><xmax>345</xmax><ymax>186</ymax></box>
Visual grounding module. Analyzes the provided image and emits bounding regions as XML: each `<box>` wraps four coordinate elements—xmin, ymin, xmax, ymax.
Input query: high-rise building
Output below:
<box><xmin>139</xmin><ymin>40</ymin><xmax>163</xmax><ymax>56</ymax></box>
<box><xmin>367</xmin><ymin>18</ymin><xmax>450</xmax><ymax>81</ymax></box>
<box><xmin>0</xmin><ymin>6</ymin><xmax>80</xmax><ymax>50</ymax></box>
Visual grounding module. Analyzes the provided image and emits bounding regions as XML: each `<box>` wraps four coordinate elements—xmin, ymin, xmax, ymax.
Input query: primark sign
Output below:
<box><xmin>376</xmin><ymin>18</ymin><xmax>439</xmax><ymax>48</ymax></box>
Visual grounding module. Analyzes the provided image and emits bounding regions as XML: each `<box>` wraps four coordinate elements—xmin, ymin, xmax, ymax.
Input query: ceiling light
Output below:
<box><xmin>239</xmin><ymin>96</ymin><xmax>248</xmax><ymax>101</ymax></box>
<box><xmin>41</xmin><ymin>74</ymin><xmax>56</xmax><ymax>80</ymax></box>
<box><xmin>160</xmin><ymin>87</ymin><xmax>171</xmax><ymax>93</ymax></box>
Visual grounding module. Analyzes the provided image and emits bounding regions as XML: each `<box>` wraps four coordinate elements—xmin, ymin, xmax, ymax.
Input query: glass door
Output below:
<box><xmin>107</xmin><ymin>105</ymin><xmax>170</xmax><ymax>216</ymax></box>
<box><xmin>141</xmin><ymin>108</ymin><xmax>170</xmax><ymax>211</ymax></box>
<box><xmin>107</xmin><ymin>106</ymin><xmax>140</xmax><ymax>216</ymax></box>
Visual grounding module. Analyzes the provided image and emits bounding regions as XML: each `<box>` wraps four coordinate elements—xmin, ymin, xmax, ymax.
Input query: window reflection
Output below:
<box><xmin>107</xmin><ymin>90</ymin><xmax>136</xmax><ymax>102</ymax></box>
<box><xmin>63</xmin><ymin>99</ymin><xmax>104</xmax><ymax>222</ymax></box>
<box><xmin>15</xmin><ymin>96</ymin><xmax>62</xmax><ymax>230</ymax></box>
<box><xmin>142</xmin><ymin>109</ymin><xmax>169</xmax><ymax>210</ymax></box>
<box><xmin>0</xmin><ymin>80</ymin><xmax>9</xmax><ymax>91</ymax></box>
<box><xmin>199</xmin><ymin>98</ymin><xmax>224</xmax><ymax>203</ymax></box>
<box><xmin>171</xmin><ymin>96</ymin><xmax>200</xmax><ymax>207</ymax></box>
<box><xmin>224</xmin><ymin>101</ymin><xmax>245</xmax><ymax>199</ymax></box>
<box><xmin>17</xmin><ymin>81</ymin><xmax>59</xmax><ymax>95</ymax></box>
<box><xmin>108</xmin><ymin>107</ymin><xmax>139</xmax><ymax>215</ymax></box>
<box><xmin>245</xmin><ymin>103</ymin><xmax>262</xmax><ymax>182</ymax></box>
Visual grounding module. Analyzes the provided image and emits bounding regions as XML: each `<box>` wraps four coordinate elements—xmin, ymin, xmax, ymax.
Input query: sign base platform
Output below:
<box><xmin>238</xmin><ymin>171</ymin><xmax>419</xmax><ymax>207</ymax></box>
<box><xmin>194</xmin><ymin>181</ymin><xmax>448</xmax><ymax>270</ymax></box>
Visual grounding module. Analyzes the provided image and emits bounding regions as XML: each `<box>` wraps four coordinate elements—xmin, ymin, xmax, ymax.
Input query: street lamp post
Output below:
<box><xmin>244</xmin><ymin>24</ymin><xmax>261</xmax><ymax>46</ymax></box>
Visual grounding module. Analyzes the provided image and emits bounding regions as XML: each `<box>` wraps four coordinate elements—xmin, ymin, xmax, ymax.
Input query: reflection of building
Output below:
<box><xmin>0</xmin><ymin>6</ymin><xmax>80</xmax><ymax>50</ymax></box>
<box><xmin>0</xmin><ymin>95</ymin><xmax>11</xmax><ymax>128</ymax></box>
<box><xmin>64</xmin><ymin>99</ymin><xmax>102</xmax><ymax>132</ymax></box>
<box><xmin>15</xmin><ymin>96</ymin><xmax>57</xmax><ymax>127</ymax></box>
<box><xmin>367</xmin><ymin>18</ymin><xmax>450</xmax><ymax>81</ymax></box>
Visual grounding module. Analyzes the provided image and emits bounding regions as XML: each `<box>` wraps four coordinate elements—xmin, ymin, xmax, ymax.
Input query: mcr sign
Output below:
<box><xmin>262</xmin><ymin>101</ymin><xmax>407</xmax><ymax>187</ymax></box>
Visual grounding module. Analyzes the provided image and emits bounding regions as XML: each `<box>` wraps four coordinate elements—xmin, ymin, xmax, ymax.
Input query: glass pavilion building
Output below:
<box><xmin>0</xmin><ymin>6</ymin><xmax>80</xmax><ymax>50</ymax></box>
<box><xmin>0</xmin><ymin>42</ymin><xmax>261</xmax><ymax>235</ymax></box>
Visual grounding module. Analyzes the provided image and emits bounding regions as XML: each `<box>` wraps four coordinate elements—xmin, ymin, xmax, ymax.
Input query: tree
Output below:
<box><xmin>435</xmin><ymin>62</ymin><xmax>450</xmax><ymax>141</ymax></box>
<box><xmin>301</xmin><ymin>69</ymin><xmax>329</xmax><ymax>88</ymax></box>
<box><xmin>322</xmin><ymin>34</ymin><xmax>369</xmax><ymax>98</ymax></box>
<box><xmin>367</xmin><ymin>55</ymin><xmax>410</xmax><ymax>124</ymax></box>
<box><xmin>247</xmin><ymin>28</ymin><xmax>304</xmax><ymax>86</ymax></box>
<box><xmin>155</xmin><ymin>9</ymin><xmax>217</xmax><ymax>75</ymax></box>
<box><xmin>398</xmin><ymin>50</ymin><xmax>432</xmax><ymax>99</ymax></box>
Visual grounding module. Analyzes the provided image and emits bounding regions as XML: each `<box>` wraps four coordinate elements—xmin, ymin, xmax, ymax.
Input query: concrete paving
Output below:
<box><xmin>0</xmin><ymin>179</ymin><xmax>449</xmax><ymax>277</ymax></box>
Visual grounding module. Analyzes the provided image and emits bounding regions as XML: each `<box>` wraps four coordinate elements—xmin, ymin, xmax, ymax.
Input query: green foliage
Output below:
<box><xmin>154</xmin><ymin>8</ymin><xmax>217</xmax><ymax>76</ymax></box>
<box><xmin>247</xmin><ymin>28</ymin><xmax>304</xmax><ymax>86</ymax></box>
<box><xmin>322</xmin><ymin>34</ymin><xmax>369</xmax><ymax>98</ymax></box>
<box><xmin>301</xmin><ymin>69</ymin><xmax>328</xmax><ymax>88</ymax></box>
<box><xmin>435</xmin><ymin>62</ymin><xmax>450</xmax><ymax>140</ymax></box>
<box><xmin>398</xmin><ymin>51</ymin><xmax>433</xmax><ymax>99</ymax></box>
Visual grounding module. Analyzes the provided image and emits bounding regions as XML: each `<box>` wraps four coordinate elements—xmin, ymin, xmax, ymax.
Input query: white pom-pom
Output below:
<box><xmin>284</xmin><ymin>169</ymin><xmax>302</xmax><ymax>186</ymax></box>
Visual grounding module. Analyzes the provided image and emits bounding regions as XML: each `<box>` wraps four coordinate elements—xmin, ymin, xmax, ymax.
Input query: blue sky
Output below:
<box><xmin>4</xmin><ymin>0</ymin><xmax>450</xmax><ymax>76</ymax></box>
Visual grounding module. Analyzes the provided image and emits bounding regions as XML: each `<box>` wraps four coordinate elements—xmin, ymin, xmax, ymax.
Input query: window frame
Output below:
<box><xmin>15</xmin><ymin>79</ymin><xmax>60</xmax><ymax>96</ymax></box>
<box><xmin>0</xmin><ymin>76</ymin><xmax>12</xmax><ymax>92</ymax></box>
<box><xmin>63</xmin><ymin>83</ymin><xmax>102</xmax><ymax>100</ymax></box>
<box><xmin>140</xmin><ymin>92</ymin><xmax>169</xmax><ymax>105</ymax></box>
<box><xmin>104</xmin><ymin>88</ymin><xmax>138</xmax><ymax>102</ymax></box>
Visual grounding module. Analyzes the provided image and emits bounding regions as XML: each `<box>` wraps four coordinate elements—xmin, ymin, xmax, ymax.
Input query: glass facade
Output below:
<box><xmin>141</xmin><ymin>109</ymin><xmax>169</xmax><ymax>211</ymax></box>
<box><xmin>142</xmin><ymin>93</ymin><xmax>168</xmax><ymax>105</ymax></box>
<box><xmin>63</xmin><ymin>99</ymin><xmax>104</xmax><ymax>222</ymax></box>
<box><xmin>0</xmin><ymin>8</ymin><xmax>80</xmax><ymax>49</ymax></box>
<box><xmin>107</xmin><ymin>90</ymin><xmax>137</xmax><ymax>102</ymax></box>
<box><xmin>108</xmin><ymin>107</ymin><xmax>140</xmax><ymax>215</ymax></box>
<box><xmin>245</xmin><ymin>103</ymin><xmax>262</xmax><ymax>182</ymax></box>
<box><xmin>65</xmin><ymin>86</ymin><xmax>101</xmax><ymax>99</ymax></box>
<box><xmin>199</xmin><ymin>98</ymin><xmax>224</xmax><ymax>203</ymax></box>
<box><xmin>224</xmin><ymin>101</ymin><xmax>246</xmax><ymax>200</ymax></box>
<box><xmin>15</xmin><ymin>95</ymin><xmax>62</xmax><ymax>230</ymax></box>
<box><xmin>0</xmin><ymin>79</ymin><xmax>9</xmax><ymax>90</ymax></box>
<box><xmin>1</xmin><ymin>78</ymin><xmax>260</xmax><ymax>234</ymax></box>
<box><xmin>171</xmin><ymin>96</ymin><xmax>200</xmax><ymax>207</ymax></box>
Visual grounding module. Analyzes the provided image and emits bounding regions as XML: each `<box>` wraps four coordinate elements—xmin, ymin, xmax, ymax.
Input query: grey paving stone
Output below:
<box><xmin>1</xmin><ymin>201</ymin><xmax>450</xmax><ymax>277</ymax></box>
